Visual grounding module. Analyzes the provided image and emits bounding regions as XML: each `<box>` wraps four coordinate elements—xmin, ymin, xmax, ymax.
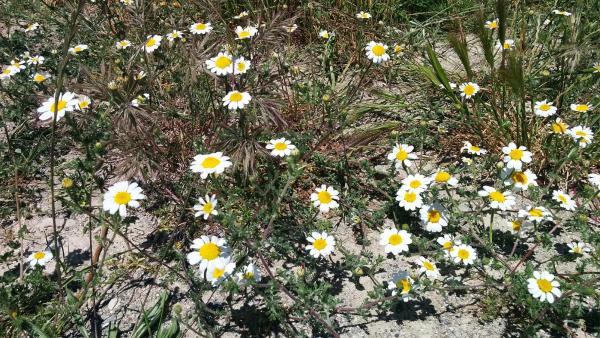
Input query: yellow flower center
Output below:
<box><xmin>403</xmin><ymin>191</ymin><xmax>417</xmax><ymax>203</ymax></box>
<box><xmin>212</xmin><ymin>267</ymin><xmax>225</xmax><ymax>279</ymax></box>
<box><xmin>50</xmin><ymin>100</ymin><xmax>68</xmax><ymax>113</ymax></box>
<box><xmin>74</xmin><ymin>46</ymin><xmax>82</xmax><ymax>52</ymax></box>
<box><xmin>529</xmin><ymin>209</ymin><xmax>543</xmax><ymax>218</ymax></box>
<box><xmin>396</xmin><ymin>279</ymin><xmax>411</xmax><ymax>293</ymax></box>
<box><xmin>371</xmin><ymin>45</ymin><xmax>385</xmax><ymax>57</ymax></box>
<box><xmin>313</xmin><ymin>238</ymin><xmax>327</xmax><ymax>250</ymax></box>
<box><xmin>503</xmin><ymin>42</ymin><xmax>511</xmax><ymax>49</ymax></box>
<box><xmin>463</xmin><ymin>84</ymin><xmax>475</xmax><ymax>96</ymax></box>
<box><xmin>146</xmin><ymin>38</ymin><xmax>156</xmax><ymax>48</ymax></box>
<box><xmin>201</xmin><ymin>156</ymin><xmax>221</xmax><ymax>169</ymax></box>
<box><xmin>512</xmin><ymin>172</ymin><xmax>528</xmax><ymax>184</ymax></box>
<box><xmin>470</xmin><ymin>145</ymin><xmax>480</xmax><ymax>152</ymax></box>
<box><xmin>274</xmin><ymin>142</ymin><xmax>287</xmax><ymax>150</ymax></box>
<box><xmin>573</xmin><ymin>246</ymin><xmax>583</xmax><ymax>254</ymax></box>
<box><xmin>388</xmin><ymin>234</ymin><xmax>402</xmax><ymax>245</ymax></box>
<box><xmin>539</xmin><ymin>104</ymin><xmax>550</xmax><ymax>111</ymax></box>
<box><xmin>229</xmin><ymin>92</ymin><xmax>243</xmax><ymax>102</ymax></box>
<box><xmin>215</xmin><ymin>56</ymin><xmax>232</xmax><ymax>69</ymax></box>
<box><xmin>244</xmin><ymin>271</ymin><xmax>254</xmax><ymax>279</ymax></box>
<box><xmin>195</xmin><ymin>23</ymin><xmax>206</xmax><ymax>31</ymax></box>
<box><xmin>422</xmin><ymin>260</ymin><xmax>434</xmax><ymax>271</ymax></box>
<box><xmin>199</xmin><ymin>243</ymin><xmax>220</xmax><ymax>260</ymax></box>
<box><xmin>394</xmin><ymin>45</ymin><xmax>403</xmax><ymax>53</ymax></box>
<box><xmin>536</xmin><ymin>279</ymin><xmax>553</xmax><ymax>293</ymax></box>
<box><xmin>558</xmin><ymin>195</ymin><xmax>567</xmax><ymax>203</ymax></box>
<box><xmin>574</xmin><ymin>104</ymin><xmax>588</xmax><ymax>112</ymax></box>
<box><xmin>114</xmin><ymin>191</ymin><xmax>132</xmax><ymax>205</ymax></box>
<box><xmin>395</xmin><ymin>150</ymin><xmax>408</xmax><ymax>161</ymax></box>
<box><xmin>238</xmin><ymin>31</ymin><xmax>251</xmax><ymax>38</ymax></box>
<box><xmin>236</xmin><ymin>62</ymin><xmax>246</xmax><ymax>72</ymax></box>
<box><xmin>2</xmin><ymin>68</ymin><xmax>11</xmax><ymax>75</ymax></box>
<box><xmin>427</xmin><ymin>210</ymin><xmax>441</xmax><ymax>223</ymax></box>
<box><xmin>409</xmin><ymin>180</ymin><xmax>421</xmax><ymax>189</ymax></box>
<box><xmin>489</xmin><ymin>191</ymin><xmax>505</xmax><ymax>202</ymax></box>
<box><xmin>575</xmin><ymin>130</ymin><xmax>588</xmax><ymax>137</ymax></box>
<box><xmin>511</xmin><ymin>221</ymin><xmax>521</xmax><ymax>231</ymax></box>
<box><xmin>509</xmin><ymin>149</ymin><xmax>523</xmax><ymax>160</ymax></box>
<box><xmin>488</xmin><ymin>21</ymin><xmax>498</xmax><ymax>29</ymax></box>
<box><xmin>33</xmin><ymin>252</ymin><xmax>46</xmax><ymax>260</ymax></box>
<box><xmin>79</xmin><ymin>101</ymin><xmax>90</xmax><ymax>109</ymax></box>
<box><xmin>34</xmin><ymin>74</ymin><xmax>46</xmax><ymax>82</ymax></box>
<box><xmin>435</xmin><ymin>171</ymin><xmax>450</xmax><ymax>182</ymax></box>
<box><xmin>442</xmin><ymin>241</ymin><xmax>452</xmax><ymax>250</ymax></box>
<box><xmin>202</xmin><ymin>202</ymin><xmax>213</xmax><ymax>213</ymax></box>
<box><xmin>457</xmin><ymin>248</ymin><xmax>470</xmax><ymax>260</ymax></box>
<box><xmin>317</xmin><ymin>191</ymin><xmax>332</xmax><ymax>204</ymax></box>
<box><xmin>552</xmin><ymin>122</ymin><xmax>567</xmax><ymax>133</ymax></box>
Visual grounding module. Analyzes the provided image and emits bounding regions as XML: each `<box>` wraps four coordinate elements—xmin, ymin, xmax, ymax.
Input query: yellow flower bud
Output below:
<box><xmin>62</xmin><ymin>178</ymin><xmax>73</xmax><ymax>188</ymax></box>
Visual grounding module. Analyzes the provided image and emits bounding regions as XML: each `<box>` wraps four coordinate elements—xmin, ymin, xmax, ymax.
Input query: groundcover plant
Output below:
<box><xmin>0</xmin><ymin>0</ymin><xmax>599</xmax><ymax>337</ymax></box>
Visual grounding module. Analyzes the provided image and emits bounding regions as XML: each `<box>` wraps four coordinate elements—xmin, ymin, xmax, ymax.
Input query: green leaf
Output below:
<box><xmin>156</xmin><ymin>319</ymin><xmax>180</xmax><ymax>338</ymax></box>
<box><xmin>131</xmin><ymin>291</ymin><xmax>169</xmax><ymax>338</ymax></box>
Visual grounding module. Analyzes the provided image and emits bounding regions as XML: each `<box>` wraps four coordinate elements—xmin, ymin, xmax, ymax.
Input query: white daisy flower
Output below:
<box><xmin>37</xmin><ymin>91</ymin><xmax>78</xmax><ymax>122</ymax></box>
<box><xmin>518</xmin><ymin>206</ymin><xmax>553</xmax><ymax>223</ymax></box>
<box><xmin>115</xmin><ymin>39</ymin><xmax>132</xmax><ymax>50</ymax></box>
<box><xmin>527</xmin><ymin>271</ymin><xmax>561</xmax><ymax>303</ymax></box>
<box><xmin>388</xmin><ymin>271</ymin><xmax>413</xmax><ymax>301</ymax></box>
<box><xmin>25</xmin><ymin>22</ymin><xmax>40</xmax><ymax>32</ymax></box>
<box><xmin>222</xmin><ymin>90</ymin><xmax>252</xmax><ymax>110</ymax></box>
<box><xmin>233</xmin><ymin>11</ymin><xmax>249</xmax><ymax>19</ymax></box>
<box><xmin>379</xmin><ymin>228</ymin><xmax>412</xmax><ymax>255</ymax></box>
<box><xmin>387</xmin><ymin>143</ymin><xmax>417</xmax><ymax>168</ymax></box>
<box><xmin>206</xmin><ymin>257</ymin><xmax>236</xmax><ymax>286</ymax></box>
<box><xmin>76</xmin><ymin>95</ymin><xmax>91</xmax><ymax>110</ymax></box>
<box><xmin>235</xmin><ymin>25</ymin><xmax>258</xmax><ymax>39</ymax></box>
<box><xmin>430</xmin><ymin>170</ymin><xmax>458</xmax><ymax>186</ymax></box>
<box><xmin>451</xmin><ymin>244</ymin><xmax>477</xmax><ymax>265</ymax></box>
<box><xmin>356</xmin><ymin>11</ymin><xmax>372</xmax><ymax>19</ymax></box>
<box><xmin>502</xmin><ymin>168</ymin><xmax>538</xmax><ymax>190</ymax></box>
<box><xmin>534</xmin><ymin>100</ymin><xmax>557</xmax><ymax>117</ymax></box>
<box><xmin>552</xmin><ymin>190</ymin><xmax>576</xmax><ymax>211</ymax></box>
<box><xmin>395</xmin><ymin>187</ymin><xmax>423</xmax><ymax>211</ymax></box>
<box><xmin>206</xmin><ymin>52</ymin><xmax>234</xmax><ymax>76</ymax></box>
<box><xmin>233</xmin><ymin>57</ymin><xmax>251</xmax><ymax>75</ymax></box>
<box><xmin>187</xmin><ymin>235</ymin><xmax>230</xmax><ymax>273</ymax></box>
<box><xmin>28</xmin><ymin>250</ymin><xmax>53</xmax><ymax>267</ymax></box>
<box><xmin>401</xmin><ymin>174</ymin><xmax>431</xmax><ymax>193</ymax></box>
<box><xmin>570</xmin><ymin>103</ymin><xmax>592</xmax><ymax>113</ymax></box>
<box><xmin>190</xmin><ymin>22</ymin><xmax>213</xmax><ymax>35</ymax></box>
<box><xmin>419</xmin><ymin>203</ymin><xmax>448</xmax><ymax>232</ymax></box>
<box><xmin>284</xmin><ymin>24</ymin><xmax>298</xmax><ymax>33</ymax></box>
<box><xmin>505</xmin><ymin>219</ymin><xmax>524</xmax><ymax>235</ymax></box>
<box><xmin>310</xmin><ymin>185</ymin><xmax>340</xmax><ymax>213</ymax></box>
<box><xmin>485</xmin><ymin>19</ymin><xmax>499</xmax><ymax>29</ymax></box>
<box><xmin>68</xmin><ymin>44</ymin><xmax>89</xmax><ymax>55</ymax></box>
<box><xmin>194</xmin><ymin>194</ymin><xmax>218</xmax><ymax>219</ymax></box>
<box><xmin>496</xmin><ymin>39</ymin><xmax>515</xmax><ymax>50</ymax></box>
<box><xmin>166</xmin><ymin>30</ymin><xmax>184</xmax><ymax>41</ymax></box>
<box><xmin>502</xmin><ymin>142</ymin><xmax>532</xmax><ymax>171</ymax></box>
<box><xmin>588</xmin><ymin>173</ymin><xmax>600</xmax><ymax>189</ymax></box>
<box><xmin>143</xmin><ymin>35</ymin><xmax>162</xmax><ymax>53</ymax></box>
<box><xmin>552</xmin><ymin>10</ymin><xmax>572</xmax><ymax>16</ymax></box>
<box><xmin>32</xmin><ymin>72</ymin><xmax>51</xmax><ymax>83</ymax></box>
<box><xmin>461</xmin><ymin>141</ymin><xmax>487</xmax><ymax>155</ymax></box>
<box><xmin>235</xmin><ymin>262</ymin><xmax>262</xmax><ymax>285</ymax></box>
<box><xmin>26</xmin><ymin>55</ymin><xmax>44</xmax><ymax>65</ymax></box>
<box><xmin>567</xmin><ymin>126</ymin><xmax>593</xmax><ymax>148</ymax></box>
<box><xmin>551</xmin><ymin>117</ymin><xmax>569</xmax><ymax>134</ymax></box>
<box><xmin>266</xmin><ymin>138</ymin><xmax>296</xmax><ymax>157</ymax></box>
<box><xmin>478</xmin><ymin>186</ymin><xmax>516</xmax><ymax>210</ymax></box>
<box><xmin>416</xmin><ymin>256</ymin><xmax>440</xmax><ymax>279</ymax></box>
<box><xmin>365</xmin><ymin>41</ymin><xmax>389</xmax><ymax>63</ymax></box>
<box><xmin>190</xmin><ymin>152</ymin><xmax>233</xmax><ymax>179</ymax></box>
<box><xmin>459</xmin><ymin>82</ymin><xmax>480</xmax><ymax>99</ymax></box>
<box><xmin>567</xmin><ymin>242</ymin><xmax>591</xmax><ymax>255</ymax></box>
<box><xmin>102</xmin><ymin>181</ymin><xmax>145</xmax><ymax>217</ymax></box>
<box><xmin>306</xmin><ymin>231</ymin><xmax>336</xmax><ymax>258</ymax></box>
<box><xmin>437</xmin><ymin>234</ymin><xmax>461</xmax><ymax>257</ymax></box>
<box><xmin>319</xmin><ymin>30</ymin><xmax>333</xmax><ymax>39</ymax></box>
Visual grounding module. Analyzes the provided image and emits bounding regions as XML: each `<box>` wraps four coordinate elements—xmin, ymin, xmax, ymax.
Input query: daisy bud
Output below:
<box><xmin>401</xmin><ymin>223</ymin><xmax>410</xmax><ymax>231</ymax></box>
<box><xmin>291</xmin><ymin>148</ymin><xmax>300</xmax><ymax>156</ymax></box>
<box><xmin>295</xmin><ymin>266</ymin><xmax>305</xmax><ymax>277</ymax></box>
<box><xmin>542</xmin><ymin>70</ymin><xmax>550</xmax><ymax>76</ymax></box>
<box><xmin>95</xmin><ymin>142</ymin><xmax>103</xmax><ymax>150</ymax></box>
<box><xmin>62</xmin><ymin>178</ymin><xmax>73</xmax><ymax>188</ymax></box>
<box><xmin>351</xmin><ymin>215</ymin><xmax>361</xmax><ymax>224</ymax></box>
<box><xmin>173</xmin><ymin>303</ymin><xmax>182</xmax><ymax>314</ymax></box>
<box><xmin>419</xmin><ymin>121</ymin><xmax>427</xmax><ymax>127</ymax></box>
<box><xmin>322</xmin><ymin>94</ymin><xmax>330</xmax><ymax>102</ymax></box>
<box><xmin>496</xmin><ymin>161</ymin><xmax>504</xmax><ymax>169</ymax></box>
<box><xmin>391</xmin><ymin>130</ymin><xmax>399</xmax><ymax>136</ymax></box>
<box><xmin>353</xmin><ymin>267</ymin><xmax>364</xmax><ymax>276</ymax></box>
